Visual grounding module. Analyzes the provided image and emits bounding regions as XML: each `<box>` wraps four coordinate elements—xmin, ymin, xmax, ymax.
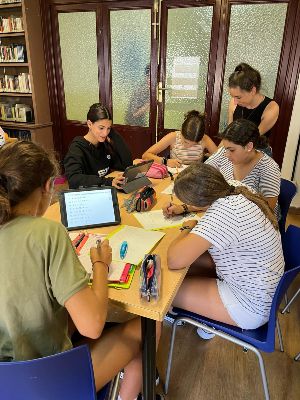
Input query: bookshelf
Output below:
<box><xmin>0</xmin><ymin>0</ymin><xmax>53</xmax><ymax>150</ymax></box>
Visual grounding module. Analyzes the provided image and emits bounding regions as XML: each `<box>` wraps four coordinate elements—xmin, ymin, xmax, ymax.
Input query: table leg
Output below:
<box><xmin>141</xmin><ymin>317</ymin><xmax>156</xmax><ymax>400</ymax></box>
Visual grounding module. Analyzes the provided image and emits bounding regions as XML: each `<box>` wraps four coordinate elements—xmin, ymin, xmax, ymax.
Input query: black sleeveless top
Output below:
<box><xmin>233</xmin><ymin>96</ymin><xmax>273</xmax><ymax>138</ymax></box>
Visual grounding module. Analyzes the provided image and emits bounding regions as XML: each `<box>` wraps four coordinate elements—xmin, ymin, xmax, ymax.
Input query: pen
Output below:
<box><xmin>120</xmin><ymin>241</ymin><xmax>128</xmax><ymax>259</ymax></box>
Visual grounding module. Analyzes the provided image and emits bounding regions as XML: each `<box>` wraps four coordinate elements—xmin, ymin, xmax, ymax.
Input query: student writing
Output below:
<box><xmin>167</xmin><ymin>163</ymin><xmax>284</xmax><ymax>330</ymax></box>
<box><xmin>0</xmin><ymin>141</ymin><xmax>152</xmax><ymax>400</ymax></box>
<box><xmin>142</xmin><ymin>110</ymin><xmax>217</xmax><ymax>168</ymax></box>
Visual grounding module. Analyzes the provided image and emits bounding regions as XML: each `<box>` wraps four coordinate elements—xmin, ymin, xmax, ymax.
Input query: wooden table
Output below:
<box><xmin>45</xmin><ymin>177</ymin><xmax>189</xmax><ymax>400</ymax></box>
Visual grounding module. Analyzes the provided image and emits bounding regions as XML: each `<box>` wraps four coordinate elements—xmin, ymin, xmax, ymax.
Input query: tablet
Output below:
<box><xmin>122</xmin><ymin>160</ymin><xmax>153</xmax><ymax>193</ymax></box>
<box><xmin>59</xmin><ymin>187</ymin><xmax>121</xmax><ymax>230</ymax></box>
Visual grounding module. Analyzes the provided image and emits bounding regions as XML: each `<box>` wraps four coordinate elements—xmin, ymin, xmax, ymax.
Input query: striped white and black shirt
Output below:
<box><xmin>192</xmin><ymin>194</ymin><xmax>284</xmax><ymax>318</ymax></box>
<box><xmin>170</xmin><ymin>131</ymin><xmax>204</xmax><ymax>165</ymax></box>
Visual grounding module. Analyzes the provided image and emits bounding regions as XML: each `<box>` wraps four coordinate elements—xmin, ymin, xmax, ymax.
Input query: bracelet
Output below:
<box><xmin>91</xmin><ymin>260</ymin><xmax>109</xmax><ymax>271</ymax></box>
<box><xmin>181</xmin><ymin>203</ymin><xmax>189</xmax><ymax>214</ymax></box>
<box><xmin>180</xmin><ymin>225</ymin><xmax>192</xmax><ymax>232</ymax></box>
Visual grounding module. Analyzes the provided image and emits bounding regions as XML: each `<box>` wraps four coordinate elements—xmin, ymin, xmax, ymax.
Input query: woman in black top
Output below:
<box><xmin>64</xmin><ymin>103</ymin><xmax>132</xmax><ymax>189</ymax></box>
<box><xmin>228</xmin><ymin>63</ymin><xmax>279</xmax><ymax>155</ymax></box>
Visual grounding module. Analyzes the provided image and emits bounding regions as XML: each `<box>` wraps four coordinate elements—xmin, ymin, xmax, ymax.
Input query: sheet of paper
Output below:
<box><xmin>161</xmin><ymin>183</ymin><xmax>174</xmax><ymax>195</ymax></box>
<box><xmin>167</xmin><ymin>164</ymin><xmax>188</xmax><ymax>174</ymax></box>
<box><xmin>132</xmin><ymin>209</ymin><xmax>200</xmax><ymax>230</ymax></box>
<box><xmin>108</xmin><ymin>225</ymin><xmax>165</xmax><ymax>265</ymax></box>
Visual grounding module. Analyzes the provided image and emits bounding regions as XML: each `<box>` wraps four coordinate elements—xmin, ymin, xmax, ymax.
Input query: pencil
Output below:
<box><xmin>176</xmin><ymin>166</ymin><xmax>178</xmax><ymax>174</ymax></box>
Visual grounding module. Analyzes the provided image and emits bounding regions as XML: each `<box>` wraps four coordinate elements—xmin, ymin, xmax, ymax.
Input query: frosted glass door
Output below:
<box><xmin>162</xmin><ymin>6</ymin><xmax>213</xmax><ymax>131</ymax></box>
<box><xmin>58</xmin><ymin>12</ymin><xmax>99</xmax><ymax>122</ymax></box>
<box><xmin>219</xmin><ymin>3</ymin><xmax>288</xmax><ymax>132</ymax></box>
<box><xmin>110</xmin><ymin>9</ymin><xmax>151</xmax><ymax>127</ymax></box>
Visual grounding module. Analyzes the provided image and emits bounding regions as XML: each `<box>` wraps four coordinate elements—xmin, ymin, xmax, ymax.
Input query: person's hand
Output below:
<box><xmin>167</xmin><ymin>158</ymin><xmax>182</xmax><ymax>168</ymax></box>
<box><xmin>162</xmin><ymin>202</ymin><xmax>184</xmax><ymax>217</ymax></box>
<box><xmin>112</xmin><ymin>173</ymin><xmax>126</xmax><ymax>189</ymax></box>
<box><xmin>181</xmin><ymin>220</ymin><xmax>198</xmax><ymax>230</ymax></box>
<box><xmin>90</xmin><ymin>239</ymin><xmax>112</xmax><ymax>267</ymax></box>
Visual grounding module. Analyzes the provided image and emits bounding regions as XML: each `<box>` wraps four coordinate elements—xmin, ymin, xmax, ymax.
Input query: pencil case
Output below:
<box><xmin>140</xmin><ymin>254</ymin><xmax>161</xmax><ymax>302</ymax></box>
<box><xmin>123</xmin><ymin>186</ymin><xmax>156</xmax><ymax>213</ymax></box>
<box><xmin>146</xmin><ymin>162</ymin><xmax>169</xmax><ymax>179</ymax></box>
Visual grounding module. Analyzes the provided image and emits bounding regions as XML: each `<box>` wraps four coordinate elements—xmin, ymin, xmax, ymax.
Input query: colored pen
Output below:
<box><xmin>120</xmin><ymin>241</ymin><xmax>128</xmax><ymax>259</ymax></box>
<box><xmin>73</xmin><ymin>233</ymin><xmax>85</xmax><ymax>248</ymax></box>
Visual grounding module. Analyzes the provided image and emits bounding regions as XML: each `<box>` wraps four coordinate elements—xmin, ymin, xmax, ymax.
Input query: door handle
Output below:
<box><xmin>157</xmin><ymin>81</ymin><xmax>169</xmax><ymax>102</ymax></box>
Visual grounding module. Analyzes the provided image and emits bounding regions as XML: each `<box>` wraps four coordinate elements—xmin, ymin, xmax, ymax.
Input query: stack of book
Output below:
<box><xmin>0</xmin><ymin>72</ymin><xmax>31</xmax><ymax>93</ymax></box>
<box><xmin>0</xmin><ymin>44</ymin><xmax>25</xmax><ymax>62</ymax></box>
<box><xmin>0</xmin><ymin>16</ymin><xmax>23</xmax><ymax>33</ymax></box>
<box><xmin>0</xmin><ymin>102</ymin><xmax>33</xmax><ymax>122</ymax></box>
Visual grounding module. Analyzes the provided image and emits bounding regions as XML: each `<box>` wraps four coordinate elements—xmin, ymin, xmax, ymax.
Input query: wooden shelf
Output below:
<box><xmin>0</xmin><ymin>92</ymin><xmax>31</xmax><ymax>96</ymax></box>
<box><xmin>0</xmin><ymin>120</ymin><xmax>52</xmax><ymax>129</ymax></box>
<box><xmin>0</xmin><ymin>3</ymin><xmax>22</xmax><ymax>9</ymax></box>
<box><xmin>0</xmin><ymin>62</ymin><xmax>28</xmax><ymax>66</ymax></box>
<box><xmin>0</xmin><ymin>31</ymin><xmax>25</xmax><ymax>37</ymax></box>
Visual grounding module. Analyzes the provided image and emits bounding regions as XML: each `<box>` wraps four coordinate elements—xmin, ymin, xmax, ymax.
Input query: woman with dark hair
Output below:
<box><xmin>142</xmin><ymin>110</ymin><xmax>217</xmax><ymax>168</ymax></box>
<box><xmin>167</xmin><ymin>163</ymin><xmax>284</xmax><ymax>330</ymax></box>
<box><xmin>0</xmin><ymin>140</ymin><xmax>149</xmax><ymax>400</ymax></box>
<box><xmin>64</xmin><ymin>103</ymin><xmax>132</xmax><ymax>189</ymax></box>
<box><xmin>164</xmin><ymin>119</ymin><xmax>280</xmax><ymax>218</ymax></box>
<box><xmin>228</xmin><ymin>63</ymin><xmax>279</xmax><ymax>154</ymax></box>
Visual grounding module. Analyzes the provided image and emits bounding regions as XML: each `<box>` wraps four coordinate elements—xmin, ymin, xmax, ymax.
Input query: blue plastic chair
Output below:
<box><xmin>0</xmin><ymin>345</ymin><xmax>112</xmax><ymax>400</ymax></box>
<box><xmin>164</xmin><ymin>225</ymin><xmax>300</xmax><ymax>400</ymax></box>
<box><xmin>278</xmin><ymin>178</ymin><xmax>297</xmax><ymax>237</ymax></box>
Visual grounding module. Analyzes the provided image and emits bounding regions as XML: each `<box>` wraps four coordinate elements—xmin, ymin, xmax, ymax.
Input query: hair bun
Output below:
<box><xmin>234</xmin><ymin>63</ymin><xmax>252</xmax><ymax>73</ymax></box>
<box><xmin>184</xmin><ymin>110</ymin><xmax>200</xmax><ymax>120</ymax></box>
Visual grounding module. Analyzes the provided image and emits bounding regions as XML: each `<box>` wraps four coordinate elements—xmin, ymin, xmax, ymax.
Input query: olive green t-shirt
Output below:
<box><xmin>0</xmin><ymin>216</ymin><xmax>89</xmax><ymax>361</ymax></box>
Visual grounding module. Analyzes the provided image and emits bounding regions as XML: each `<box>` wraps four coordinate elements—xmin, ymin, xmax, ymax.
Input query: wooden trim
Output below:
<box><xmin>0</xmin><ymin>62</ymin><xmax>29</xmax><ymax>66</ymax></box>
<box><xmin>0</xmin><ymin>92</ymin><xmax>32</xmax><ymax>96</ymax></box>
<box><xmin>0</xmin><ymin>32</ymin><xmax>25</xmax><ymax>37</ymax></box>
<box><xmin>0</xmin><ymin>3</ymin><xmax>22</xmax><ymax>9</ymax></box>
<box><xmin>0</xmin><ymin>120</ymin><xmax>52</xmax><ymax>129</ymax></box>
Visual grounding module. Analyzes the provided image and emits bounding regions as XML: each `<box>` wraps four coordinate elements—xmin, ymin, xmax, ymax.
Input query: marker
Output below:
<box><xmin>120</xmin><ymin>241</ymin><xmax>128</xmax><ymax>259</ymax></box>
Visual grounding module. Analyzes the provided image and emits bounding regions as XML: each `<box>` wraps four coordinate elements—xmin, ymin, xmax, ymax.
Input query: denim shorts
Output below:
<box><xmin>217</xmin><ymin>279</ymin><xmax>268</xmax><ymax>329</ymax></box>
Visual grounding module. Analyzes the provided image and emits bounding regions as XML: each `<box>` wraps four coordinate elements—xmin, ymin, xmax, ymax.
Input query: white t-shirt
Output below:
<box><xmin>191</xmin><ymin>194</ymin><xmax>284</xmax><ymax>319</ymax></box>
<box><xmin>205</xmin><ymin>147</ymin><xmax>281</xmax><ymax>217</ymax></box>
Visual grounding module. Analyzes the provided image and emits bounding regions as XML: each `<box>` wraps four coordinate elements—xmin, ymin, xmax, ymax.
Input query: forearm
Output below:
<box><xmin>142</xmin><ymin>152</ymin><xmax>164</xmax><ymax>164</ymax></box>
<box><xmin>167</xmin><ymin>228</ymin><xmax>193</xmax><ymax>269</ymax></box>
<box><xmin>91</xmin><ymin>261</ymin><xmax>109</xmax><ymax>315</ymax></box>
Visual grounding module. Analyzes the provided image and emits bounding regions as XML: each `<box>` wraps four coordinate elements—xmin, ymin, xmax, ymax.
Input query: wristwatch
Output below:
<box><xmin>162</xmin><ymin>157</ymin><xmax>168</xmax><ymax>166</ymax></box>
<box><xmin>181</xmin><ymin>203</ymin><xmax>189</xmax><ymax>214</ymax></box>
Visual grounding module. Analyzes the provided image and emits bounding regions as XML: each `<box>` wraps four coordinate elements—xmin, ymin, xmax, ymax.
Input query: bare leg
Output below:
<box><xmin>173</xmin><ymin>277</ymin><xmax>237</xmax><ymax>326</ymax></box>
<box><xmin>79</xmin><ymin>318</ymin><xmax>161</xmax><ymax>400</ymax></box>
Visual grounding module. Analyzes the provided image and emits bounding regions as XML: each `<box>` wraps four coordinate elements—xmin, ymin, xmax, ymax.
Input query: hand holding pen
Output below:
<box><xmin>90</xmin><ymin>239</ymin><xmax>112</xmax><ymax>269</ymax></box>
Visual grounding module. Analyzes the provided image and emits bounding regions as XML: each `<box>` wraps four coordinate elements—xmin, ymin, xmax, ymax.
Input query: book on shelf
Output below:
<box><xmin>0</xmin><ymin>16</ymin><xmax>23</xmax><ymax>33</ymax></box>
<box><xmin>0</xmin><ymin>44</ymin><xmax>26</xmax><ymax>62</ymax></box>
<box><xmin>0</xmin><ymin>72</ymin><xmax>31</xmax><ymax>92</ymax></box>
<box><xmin>0</xmin><ymin>101</ymin><xmax>33</xmax><ymax>122</ymax></box>
<box><xmin>1</xmin><ymin>127</ymin><xmax>30</xmax><ymax>141</ymax></box>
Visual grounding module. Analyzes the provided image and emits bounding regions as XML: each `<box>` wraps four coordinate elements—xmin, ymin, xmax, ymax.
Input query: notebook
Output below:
<box><xmin>59</xmin><ymin>187</ymin><xmax>121</xmax><ymax>230</ymax></box>
<box><xmin>121</xmin><ymin>160</ymin><xmax>153</xmax><ymax>193</ymax></box>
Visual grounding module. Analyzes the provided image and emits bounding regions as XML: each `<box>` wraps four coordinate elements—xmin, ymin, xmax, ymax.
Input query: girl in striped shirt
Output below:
<box><xmin>167</xmin><ymin>163</ymin><xmax>284</xmax><ymax>329</ymax></box>
<box><xmin>142</xmin><ymin>110</ymin><xmax>217</xmax><ymax>168</ymax></box>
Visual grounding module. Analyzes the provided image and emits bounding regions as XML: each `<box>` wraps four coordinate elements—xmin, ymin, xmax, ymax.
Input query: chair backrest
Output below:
<box><xmin>266</xmin><ymin>225</ymin><xmax>300</xmax><ymax>345</ymax></box>
<box><xmin>278</xmin><ymin>179</ymin><xmax>297</xmax><ymax>235</ymax></box>
<box><xmin>0</xmin><ymin>345</ymin><xmax>97</xmax><ymax>400</ymax></box>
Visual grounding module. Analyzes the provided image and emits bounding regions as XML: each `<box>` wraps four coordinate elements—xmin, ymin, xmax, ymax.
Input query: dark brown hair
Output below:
<box><xmin>0</xmin><ymin>141</ymin><xmax>59</xmax><ymax>225</ymax></box>
<box><xmin>87</xmin><ymin>103</ymin><xmax>111</xmax><ymax>122</ymax></box>
<box><xmin>181</xmin><ymin>110</ymin><xmax>205</xmax><ymax>142</ymax></box>
<box><xmin>219</xmin><ymin>119</ymin><xmax>267</xmax><ymax>149</ymax></box>
<box><xmin>174</xmin><ymin>162</ymin><xmax>278</xmax><ymax>230</ymax></box>
<box><xmin>229</xmin><ymin>63</ymin><xmax>261</xmax><ymax>92</ymax></box>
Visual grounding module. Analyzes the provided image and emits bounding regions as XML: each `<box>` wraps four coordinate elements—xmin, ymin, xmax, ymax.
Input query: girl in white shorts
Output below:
<box><xmin>167</xmin><ymin>163</ymin><xmax>284</xmax><ymax>329</ymax></box>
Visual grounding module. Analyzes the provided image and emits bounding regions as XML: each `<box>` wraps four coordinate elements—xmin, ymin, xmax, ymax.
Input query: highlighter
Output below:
<box><xmin>120</xmin><ymin>241</ymin><xmax>128</xmax><ymax>259</ymax></box>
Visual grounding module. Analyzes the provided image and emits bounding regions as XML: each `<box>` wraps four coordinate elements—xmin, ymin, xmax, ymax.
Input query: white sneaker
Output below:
<box><xmin>196</xmin><ymin>327</ymin><xmax>216</xmax><ymax>340</ymax></box>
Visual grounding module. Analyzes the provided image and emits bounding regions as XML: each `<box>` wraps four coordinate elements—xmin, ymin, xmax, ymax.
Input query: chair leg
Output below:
<box><xmin>251</xmin><ymin>347</ymin><xmax>270</xmax><ymax>400</ymax></box>
<box><xmin>282</xmin><ymin>288</ymin><xmax>300</xmax><ymax>314</ymax></box>
<box><xmin>284</xmin><ymin>293</ymin><xmax>290</xmax><ymax>313</ymax></box>
<box><xmin>294</xmin><ymin>352</ymin><xmax>300</xmax><ymax>361</ymax></box>
<box><xmin>276</xmin><ymin>319</ymin><xmax>284</xmax><ymax>352</ymax></box>
<box><xmin>164</xmin><ymin>318</ymin><xmax>182</xmax><ymax>395</ymax></box>
<box><xmin>108</xmin><ymin>371</ymin><xmax>121</xmax><ymax>400</ymax></box>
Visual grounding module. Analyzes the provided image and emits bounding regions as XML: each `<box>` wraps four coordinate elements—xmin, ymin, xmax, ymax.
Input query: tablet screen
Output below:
<box><xmin>59</xmin><ymin>187</ymin><xmax>121</xmax><ymax>230</ymax></box>
<box><xmin>123</xmin><ymin>160</ymin><xmax>153</xmax><ymax>182</ymax></box>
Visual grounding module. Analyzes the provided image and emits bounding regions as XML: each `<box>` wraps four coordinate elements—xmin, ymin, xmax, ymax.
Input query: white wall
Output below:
<box><xmin>281</xmin><ymin>73</ymin><xmax>300</xmax><ymax>206</ymax></box>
